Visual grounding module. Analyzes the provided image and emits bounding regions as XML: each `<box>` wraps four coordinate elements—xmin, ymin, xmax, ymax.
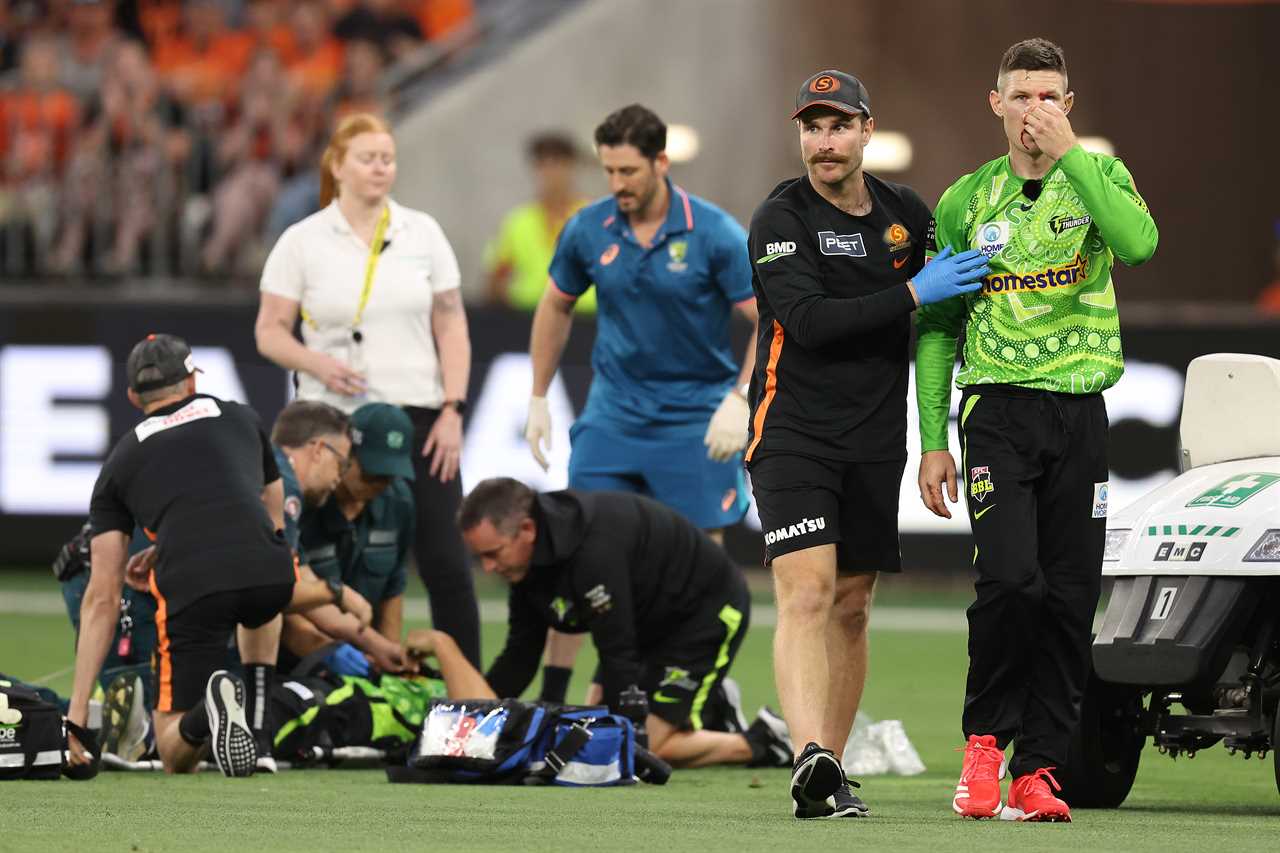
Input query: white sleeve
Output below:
<box><xmin>259</xmin><ymin>226</ymin><xmax>305</xmax><ymax>300</ymax></box>
<box><xmin>423</xmin><ymin>215</ymin><xmax>461</xmax><ymax>294</ymax></box>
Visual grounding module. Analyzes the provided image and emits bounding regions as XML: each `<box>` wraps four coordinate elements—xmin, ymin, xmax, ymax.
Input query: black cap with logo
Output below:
<box><xmin>126</xmin><ymin>333</ymin><xmax>202</xmax><ymax>393</ymax></box>
<box><xmin>792</xmin><ymin>70</ymin><xmax>873</xmax><ymax>121</ymax></box>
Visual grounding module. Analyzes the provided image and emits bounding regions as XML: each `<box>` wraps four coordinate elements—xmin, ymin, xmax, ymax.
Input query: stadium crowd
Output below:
<box><xmin>0</xmin><ymin>0</ymin><xmax>472</xmax><ymax>276</ymax></box>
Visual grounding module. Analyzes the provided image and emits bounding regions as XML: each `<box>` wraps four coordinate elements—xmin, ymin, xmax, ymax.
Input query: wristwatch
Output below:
<box><xmin>443</xmin><ymin>399</ymin><xmax>468</xmax><ymax>416</ymax></box>
<box><xmin>325</xmin><ymin>576</ymin><xmax>345</xmax><ymax>611</ymax></box>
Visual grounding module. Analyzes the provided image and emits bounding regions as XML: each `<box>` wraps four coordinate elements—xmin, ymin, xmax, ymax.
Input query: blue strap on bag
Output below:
<box><xmin>532</xmin><ymin>707</ymin><xmax>635</xmax><ymax>787</ymax></box>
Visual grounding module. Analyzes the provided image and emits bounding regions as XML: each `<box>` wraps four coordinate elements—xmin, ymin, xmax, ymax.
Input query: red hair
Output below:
<box><xmin>319</xmin><ymin>113</ymin><xmax>393</xmax><ymax>206</ymax></box>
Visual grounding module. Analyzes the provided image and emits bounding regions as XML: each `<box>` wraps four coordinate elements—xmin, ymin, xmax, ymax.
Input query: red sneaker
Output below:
<box><xmin>1002</xmin><ymin>767</ymin><xmax>1072</xmax><ymax>822</ymax></box>
<box><xmin>952</xmin><ymin>734</ymin><xmax>1005</xmax><ymax>818</ymax></box>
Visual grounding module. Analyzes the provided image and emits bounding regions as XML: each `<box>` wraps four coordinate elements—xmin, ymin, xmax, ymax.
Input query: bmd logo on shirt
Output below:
<box><xmin>765</xmin><ymin>516</ymin><xmax>826</xmax><ymax>545</ymax></box>
<box><xmin>756</xmin><ymin>241</ymin><xmax>797</xmax><ymax>264</ymax></box>
<box><xmin>817</xmin><ymin>231</ymin><xmax>866</xmax><ymax>258</ymax></box>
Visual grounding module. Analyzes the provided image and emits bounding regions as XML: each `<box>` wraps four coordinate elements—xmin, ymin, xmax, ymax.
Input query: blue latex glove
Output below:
<box><xmin>322</xmin><ymin>642</ymin><xmax>371</xmax><ymax>677</ymax></box>
<box><xmin>911</xmin><ymin>246</ymin><xmax>990</xmax><ymax>306</ymax></box>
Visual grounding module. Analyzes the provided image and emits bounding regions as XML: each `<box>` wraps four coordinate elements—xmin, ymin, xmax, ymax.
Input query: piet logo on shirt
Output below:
<box><xmin>756</xmin><ymin>241</ymin><xmax>797</xmax><ymax>264</ymax></box>
<box><xmin>765</xmin><ymin>516</ymin><xmax>826</xmax><ymax>545</ymax></box>
<box><xmin>817</xmin><ymin>231</ymin><xmax>866</xmax><ymax>258</ymax></box>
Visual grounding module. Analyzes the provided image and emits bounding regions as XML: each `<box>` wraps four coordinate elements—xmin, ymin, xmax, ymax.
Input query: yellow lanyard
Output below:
<box><xmin>301</xmin><ymin>205</ymin><xmax>391</xmax><ymax>333</ymax></box>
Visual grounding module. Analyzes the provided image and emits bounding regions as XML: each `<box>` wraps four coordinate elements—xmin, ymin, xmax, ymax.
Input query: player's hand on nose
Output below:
<box><xmin>1023</xmin><ymin>101</ymin><xmax>1077</xmax><ymax>161</ymax></box>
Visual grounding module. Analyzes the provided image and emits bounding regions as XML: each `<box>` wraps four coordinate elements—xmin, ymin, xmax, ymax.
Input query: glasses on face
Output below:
<box><xmin>315</xmin><ymin>440</ymin><xmax>351</xmax><ymax>473</ymax></box>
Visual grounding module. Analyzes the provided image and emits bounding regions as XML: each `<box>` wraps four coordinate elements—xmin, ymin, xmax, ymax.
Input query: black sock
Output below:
<box><xmin>178</xmin><ymin>702</ymin><xmax>210</xmax><ymax>747</ymax></box>
<box><xmin>244</xmin><ymin>664</ymin><xmax>276</xmax><ymax>754</ymax></box>
<box><xmin>539</xmin><ymin>665</ymin><xmax>573</xmax><ymax>704</ymax></box>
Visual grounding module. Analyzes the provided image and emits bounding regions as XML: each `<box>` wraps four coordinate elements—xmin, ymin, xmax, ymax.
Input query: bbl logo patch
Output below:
<box><xmin>386</xmin><ymin>430</ymin><xmax>404</xmax><ymax>450</ymax></box>
<box><xmin>969</xmin><ymin>466</ymin><xmax>994</xmax><ymax>502</ymax></box>
<box><xmin>284</xmin><ymin>495</ymin><xmax>302</xmax><ymax>520</ymax></box>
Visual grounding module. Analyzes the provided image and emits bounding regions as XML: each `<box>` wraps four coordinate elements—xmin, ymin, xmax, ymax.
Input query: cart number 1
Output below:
<box><xmin>1151</xmin><ymin>587</ymin><xmax>1177</xmax><ymax>621</ymax></box>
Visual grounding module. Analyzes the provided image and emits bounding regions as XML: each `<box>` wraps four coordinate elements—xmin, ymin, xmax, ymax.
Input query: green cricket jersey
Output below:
<box><xmin>915</xmin><ymin>144</ymin><xmax>1158</xmax><ymax>452</ymax></box>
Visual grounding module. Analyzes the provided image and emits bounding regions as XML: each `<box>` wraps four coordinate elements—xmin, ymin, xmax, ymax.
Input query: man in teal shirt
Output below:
<box><xmin>914</xmin><ymin>38</ymin><xmax>1157</xmax><ymax>823</ymax></box>
<box><xmin>299</xmin><ymin>403</ymin><xmax>417</xmax><ymax>655</ymax></box>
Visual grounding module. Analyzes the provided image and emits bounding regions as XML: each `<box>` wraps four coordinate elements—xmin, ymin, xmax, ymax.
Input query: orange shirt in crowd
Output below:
<box><xmin>0</xmin><ymin>90</ymin><xmax>80</xmax><ymax>176</ymax></box>
<box><xmin>417</xmin><ymin>0</ymin><xmax>473</xmax><ymax>39</ymax></box>
<box><xmin>256</xmin><ymin>25</ymin><xmax>299</xmax><ymax>65</ymax></box>
<box><xmin>137</xmin><ymin>0</ymin><xmax>184</xmax><ymax>51</ymax></box>
<box><xmin>153</xmin><ymin>32</ymin><xmax>257</xmax><ymax>104</ymax></box>
<box><xmin>287</xmin><ymin>39</ymin><xmax>346</xmax><ymax>101</ymax></box>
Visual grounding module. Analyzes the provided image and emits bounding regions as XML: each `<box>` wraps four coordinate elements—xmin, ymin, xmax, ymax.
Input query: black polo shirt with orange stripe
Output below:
<box><xmin>745</xmin><ymin>173</ymin><xmax>931</xmax><ymax>463</ymax></box>
<box><xmin>89</xmin><ymin>393</ymin><xmax>295</xmax><ymax>617</ymax></box>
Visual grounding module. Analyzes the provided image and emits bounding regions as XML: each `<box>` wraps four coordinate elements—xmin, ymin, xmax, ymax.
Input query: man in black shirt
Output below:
<box><xmin>746</xmin><ymin>70</ymin><xmax>988</xmax><ymax>818</ymax></box>
<box><xmin>459</xmin><ymin>477</ymin><xmax>792</xmax><ymax>770</ymax></box>
<box><xmin>65</xmin><ymin>334</ymin><xmax>338</xmax><ymax>778</ymax></box>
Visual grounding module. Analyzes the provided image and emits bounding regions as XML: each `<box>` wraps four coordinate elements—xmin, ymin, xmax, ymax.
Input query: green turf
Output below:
<box><xmin>3</xmin><ymin>578</ymin><xmax>1279</xmax><ymax>851</ymax></box>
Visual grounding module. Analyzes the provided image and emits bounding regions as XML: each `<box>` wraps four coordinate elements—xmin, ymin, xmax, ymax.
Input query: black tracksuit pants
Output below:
<box><xmin>957</xmin><ymin>384</ymin><xmax>1108</xmax><ymax>778</ymax></box>
<box><xmin>406</xmin><ymin>406</ymin><xmax>481</xmax><ymax>667</ymax></box>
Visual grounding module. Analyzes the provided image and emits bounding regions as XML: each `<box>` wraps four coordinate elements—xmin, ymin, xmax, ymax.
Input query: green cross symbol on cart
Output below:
<box><xmin>1186</xmin><ymin>473</ymin><xmax>1280</xmax><ymax>509</ymax></box>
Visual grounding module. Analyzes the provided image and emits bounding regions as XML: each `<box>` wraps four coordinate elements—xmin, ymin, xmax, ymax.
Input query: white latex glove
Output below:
<box><xmin>704</xmin><ymin>389</ymin><xmax>751</xmax><ymax>462</ymax></box>
<box><xmin>525</xmin><ymin>396</ymin><xmax>552</xmax><ymax>471</ymax></box>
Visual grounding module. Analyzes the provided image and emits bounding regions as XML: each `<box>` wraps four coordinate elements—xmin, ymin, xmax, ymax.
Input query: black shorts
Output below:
<box><xmin>639</xmin><ymin>574</ymin><xmax>751</xmax><ymax>729</ymax></box>
<box><xmin>748</xmin><ymin>453</ymin><xmax>905</xmax><ymax>574</ymax></box>
<box><xmin>154</xmin><ymin>583</ymin><xmax>292</xmax><ymax>712</ymax></box>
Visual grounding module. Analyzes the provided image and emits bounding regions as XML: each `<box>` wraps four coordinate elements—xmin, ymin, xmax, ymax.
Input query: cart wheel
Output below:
<box><xmin>1056</xmin><ymin>670</ymin><xmax>1144</xmax><ymax>808</ymax></box>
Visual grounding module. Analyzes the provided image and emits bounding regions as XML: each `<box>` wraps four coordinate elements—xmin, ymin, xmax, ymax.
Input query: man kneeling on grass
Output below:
<box><xmin>65</xmin><ymin>334</ymin><xmax>368</xmax><ymax>777</ymax></box>
<box><xmin>455</xmin><ymin>477</ymin><xmax>792</xmax><ymax>770</ymax></box>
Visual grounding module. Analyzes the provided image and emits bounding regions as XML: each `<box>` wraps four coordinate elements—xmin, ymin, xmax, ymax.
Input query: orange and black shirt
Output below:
<box><xmin>89</xmin><ymin>394</ymin><xmax>294</xmax><ymax>616</ymax></box>
<box><xmin>745</xmin><ymin>174</ymin><xmax>931</xmax><ymax>463</ymax></box>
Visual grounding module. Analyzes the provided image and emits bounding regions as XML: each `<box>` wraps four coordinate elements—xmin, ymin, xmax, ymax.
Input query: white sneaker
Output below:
<box><xmin>718</xmin><ymin>677</ymin><xmax>749</xmax><ymax>733</ymax></box>
<box><xmin>746</xmin><ymin>706</ymin><xmax>794</xmax><ymax>767</ymax></box>
<box><xmin>205</xmin><ymin>671</ymin><xmax>257</xmax><ymax>778</ymax></box>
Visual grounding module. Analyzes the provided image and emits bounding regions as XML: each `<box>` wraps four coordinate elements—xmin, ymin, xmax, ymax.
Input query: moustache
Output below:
<box><xmin>809</xmin><ymin>155</ymin><xmax>847</xmax><ymax>165</ymax></box>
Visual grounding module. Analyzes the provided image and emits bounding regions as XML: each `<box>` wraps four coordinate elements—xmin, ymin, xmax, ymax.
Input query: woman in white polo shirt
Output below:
<box><xmin>254</xmin><ymin>113</ymin><xmax>481</xmax><ymax>666</ymax></box>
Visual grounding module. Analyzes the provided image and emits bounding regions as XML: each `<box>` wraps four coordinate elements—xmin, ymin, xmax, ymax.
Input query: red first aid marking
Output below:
<box><xmin>446</xmin><ymin>716</ymin><xmax>477</xmax><ymax>756</ymax></box>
